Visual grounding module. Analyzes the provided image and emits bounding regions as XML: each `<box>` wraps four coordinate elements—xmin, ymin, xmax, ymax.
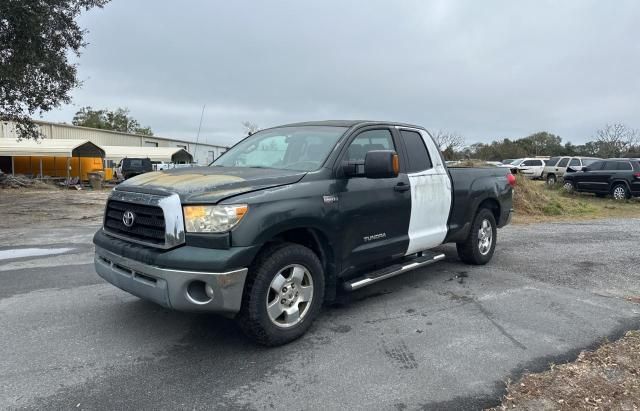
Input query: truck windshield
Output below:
<box><xmin>212</xmin><ymin>126</ymin><xmax>347</xmax><ymax>171</ymax></box>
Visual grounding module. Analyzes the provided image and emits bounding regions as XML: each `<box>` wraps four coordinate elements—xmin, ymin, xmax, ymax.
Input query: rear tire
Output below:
<box><xmin>236</xmin><ymin>243</ymin><xmax>324</xmax><ymax>346</ymax></box>
<box><xmin>457</xmin><ymin>208</ymin><xmax>497</xmax><ymax>265</ymax></box>
<box><xmin>546</xmin><ymin>174</ymin><xmax>557</xmax><ymax>185</ymax></box>
<box><xmin>611</xmin><ymin>183</ymin><xmax>630</xmax><ymax>200</ymax></box>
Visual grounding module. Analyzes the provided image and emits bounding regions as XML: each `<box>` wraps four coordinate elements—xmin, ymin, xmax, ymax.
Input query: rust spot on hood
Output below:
<box><xmin>124</xmin><ymin>172</ymin><xmax>244</xmax><ymax>191</ymax></box>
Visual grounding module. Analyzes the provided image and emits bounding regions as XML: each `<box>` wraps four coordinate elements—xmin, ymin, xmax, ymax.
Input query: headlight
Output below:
<box><xmin>183</xmin><ymin>204</ymin><xmax>248</xmax><ymax>233</ymax></box>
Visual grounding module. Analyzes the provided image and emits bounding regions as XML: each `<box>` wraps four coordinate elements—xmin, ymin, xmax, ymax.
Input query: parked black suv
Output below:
<box><xmin>117</xmin><ymin>157</ymin><xmax>153</xmax><ymax>180</ymax></box>
<box><xmin>563</xmin><ymin>158</ymin><xmax>640</xmax><ymax>200</ymax></box>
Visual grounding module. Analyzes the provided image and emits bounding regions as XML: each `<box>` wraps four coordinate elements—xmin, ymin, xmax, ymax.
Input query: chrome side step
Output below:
<box><xmin>343</xmin><ymin>251</ymin><xmax>445</xmax><ymax>291</ymax></box>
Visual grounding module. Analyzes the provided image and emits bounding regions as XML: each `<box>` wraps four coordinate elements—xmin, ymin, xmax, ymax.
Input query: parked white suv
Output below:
<box><xmin>516</xmin><ymin>158</ymin><xmax>547</xmax><ymax>179</ymax></box>
<box><xmin>542</xmin><ymin>156</ymin><xmax>601</xmax><ymax>184</ymax></box>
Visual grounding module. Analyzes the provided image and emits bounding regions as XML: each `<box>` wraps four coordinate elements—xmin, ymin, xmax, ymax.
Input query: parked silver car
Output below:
<box><xmin>542</xmin><ymin>156</ymin><xmax>601</xmax><ymax>184</ymax></box>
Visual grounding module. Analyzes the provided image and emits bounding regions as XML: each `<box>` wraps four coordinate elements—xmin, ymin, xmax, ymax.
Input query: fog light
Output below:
<box><xmin>186</xmin><ymin>280</ymin><xmax>213</xmax><ymax>304</ymax></box>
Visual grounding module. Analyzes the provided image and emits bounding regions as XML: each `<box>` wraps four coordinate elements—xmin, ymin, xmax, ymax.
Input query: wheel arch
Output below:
<box><xmin>476</xmin><ymin>197</ymin><xmax>501</xmax><ymax>224</ymax></box>
<box><xmin>610</xmin><ymin>179</ymin><xmax>631</xmax><ymax>191</ymax></box>
<box><xmin>252</xmin><ymin>226</ymin><xmax>338</xmax><ymax>302</ymax></box>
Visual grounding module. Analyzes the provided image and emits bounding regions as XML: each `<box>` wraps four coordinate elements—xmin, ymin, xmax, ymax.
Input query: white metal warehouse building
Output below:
<box><xmin>0</xmin><ymin>120</ymin><xmax>227</xmax><ymax>165</ymax></box>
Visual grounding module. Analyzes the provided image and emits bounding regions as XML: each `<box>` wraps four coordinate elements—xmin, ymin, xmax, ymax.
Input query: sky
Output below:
<box><xmin>41</xmin><ymin>0</ymin><xmax>640</xmax><ymax>147</ymax></box>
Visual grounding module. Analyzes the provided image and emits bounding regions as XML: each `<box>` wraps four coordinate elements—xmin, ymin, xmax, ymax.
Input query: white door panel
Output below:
<box><xmin>405</xmin><ymin>171</ymin><xmax>451</xmax><ymax>254</ymax></box>
<box><xmin>400</xmin><ymin>128</ymin><xmax>452</xmax><ymax>255</ymax></box>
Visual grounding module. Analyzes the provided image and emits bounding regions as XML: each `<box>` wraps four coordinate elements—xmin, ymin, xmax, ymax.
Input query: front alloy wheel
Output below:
<box><xmin>266</xmin><ymin>264</ymin><xmax>314</xmax><ymax>328</ymax></box>
<box><xmin>237</xmin><ymin>243</ymin><xmax>324</xmax><ymax>346</ymax></box>
<box><xmin>563</xmin><ymin>181</ymin><xmax>574</xmax><ymax>193</ymax></box>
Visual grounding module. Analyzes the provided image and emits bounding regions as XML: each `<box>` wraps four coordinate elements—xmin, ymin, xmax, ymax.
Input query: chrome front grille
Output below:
<box><xmin>105</xmin><ymin>200</ymin><xmax>166</xmax><ymax>244</ymax></box>
<box><xmin>102</xmin><ymin>190</ymin><xmax>186</xmax><ymax>249</ymax></box>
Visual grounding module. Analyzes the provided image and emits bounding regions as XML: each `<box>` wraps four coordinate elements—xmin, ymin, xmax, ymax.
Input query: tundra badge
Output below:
<box><xmin>363</xmin><ymin>233</ymin><xmax>386</xmax><ymax>242</ymax></box>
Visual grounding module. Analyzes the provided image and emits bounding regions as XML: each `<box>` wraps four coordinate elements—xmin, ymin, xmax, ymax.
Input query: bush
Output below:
<box><xmin>513</xmin><ymin>175</ymin><xmax>597</xmax><ymax>217</ymax></box>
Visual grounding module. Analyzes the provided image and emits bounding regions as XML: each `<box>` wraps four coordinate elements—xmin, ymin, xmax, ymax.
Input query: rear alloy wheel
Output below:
<box><xmin>563</xmin><ymin>181</ymin><xmax>575</xmax><ymax>193</ymax></box>
<box><xmin>237</xmin><ymin>243</ymin><xmax>324</xmax><ymax>346</ymax></box>
<box><xmin>546</xmin><ymin>174</ymin><xmax>557</xmax><ymax>185</ymax></box>
<box><xmin>612</xmin><ymin>184</ymin><xmax>629</xmax><ymax>201</ymax></box>
<box><xmin>457</xmin><ymin>208</ymin><xmax>497</xmax><ymax>265</ymax></box>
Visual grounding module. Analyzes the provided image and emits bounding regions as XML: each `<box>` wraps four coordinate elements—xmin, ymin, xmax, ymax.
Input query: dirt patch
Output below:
<box><xmin>491</xmin><ymin>330</ymin><xmax>640</xmax><ymax>410</ymax></box>
<box><xmin>512</xmin><ymin>176</ymin><xmax>640</xmax><ymax>224</ymax></box>
<box><xmin>0</xmin><ymin>188</ymin><xmax>110</xmax><ymax>229</ymax></box>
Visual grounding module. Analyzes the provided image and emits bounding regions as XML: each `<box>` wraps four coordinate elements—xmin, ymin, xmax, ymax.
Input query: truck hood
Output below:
<box><xmin>115</xmin><ymin>166</ymin><xmax>306</xmax><ymax>203</ymax></box>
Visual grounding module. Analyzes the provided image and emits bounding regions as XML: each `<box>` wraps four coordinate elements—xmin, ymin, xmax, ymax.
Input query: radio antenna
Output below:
<box><xmin>193</xmin><ymin>104</ymin><xmax>205</xmax><ymax>163</ymax></box>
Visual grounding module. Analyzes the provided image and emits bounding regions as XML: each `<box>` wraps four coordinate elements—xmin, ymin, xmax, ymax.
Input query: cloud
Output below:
<box><xmin>42</xmin><ymin>0</ymin><xmax>640</xmax><ymax>146</ymax></box>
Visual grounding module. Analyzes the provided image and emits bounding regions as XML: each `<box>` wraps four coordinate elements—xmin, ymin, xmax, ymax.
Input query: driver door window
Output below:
<box><xmin>346</xmin><ymin>129</ymin><xmax>395</xmax><ymax>162</ymax></box>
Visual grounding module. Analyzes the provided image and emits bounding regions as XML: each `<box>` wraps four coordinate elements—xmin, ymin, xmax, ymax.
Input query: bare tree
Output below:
<box><xmin>430</xmin><ymin>130</ymin><xmax>465</xmax><ymax>159</ymax></box>
<box><xmin>594</xmin><ymin>123</ymin><xmax>639</xmax><ymax>158</ymax></box>
<box><xmin>241</xmin><ymin>121</ymin><xmax>260</xmax><ymax>136</ymax></box>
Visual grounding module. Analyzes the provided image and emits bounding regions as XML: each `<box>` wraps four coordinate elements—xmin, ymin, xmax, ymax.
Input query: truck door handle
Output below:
<box><xmin>394</xmin><ymin>183</ymin><xmax>410</xmax><ymax>192</ymax></box>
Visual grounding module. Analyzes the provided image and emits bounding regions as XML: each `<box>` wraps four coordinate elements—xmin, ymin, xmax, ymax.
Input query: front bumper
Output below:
<box><xmin>95</xmin><ymin>246</ymin><xmax>248</xmax><ymax>316</ymax></box>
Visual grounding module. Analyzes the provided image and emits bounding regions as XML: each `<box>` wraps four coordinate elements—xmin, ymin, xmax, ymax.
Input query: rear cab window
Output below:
<box><xmin>400</xmin><ymin>130</ymin><xmax>432</xmax><ymax>172</ymax></box>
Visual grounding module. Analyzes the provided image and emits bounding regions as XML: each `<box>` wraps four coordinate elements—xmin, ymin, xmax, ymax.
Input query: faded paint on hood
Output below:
<box><xmin>116</xmin><ymin>166</ymin><xmax>307</xmax><ymax>203</ymax></box>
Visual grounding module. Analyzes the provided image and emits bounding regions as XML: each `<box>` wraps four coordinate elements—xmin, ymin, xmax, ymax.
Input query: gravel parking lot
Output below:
<box><xmin>1</xmin><ymin>192</ymin><xmax>639</xmax><ymax>410</ymax></box>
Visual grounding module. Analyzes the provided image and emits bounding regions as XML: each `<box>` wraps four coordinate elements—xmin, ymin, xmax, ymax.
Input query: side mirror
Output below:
<box><xmin>342</xmin><ymin>150</ymin><xmax>399</xmax><ymax>178</ymax></box>
<box><xmin>364</xmin><ymin>150</ymin><xmax>399</xmax><ymax>179</ymax></box>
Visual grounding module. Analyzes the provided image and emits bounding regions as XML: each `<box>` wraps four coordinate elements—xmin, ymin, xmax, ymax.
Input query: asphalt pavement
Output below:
<box><xmin>1</xmin><ymin>219</ymin><xmax>639</xmax><ymax>410</ymax></box>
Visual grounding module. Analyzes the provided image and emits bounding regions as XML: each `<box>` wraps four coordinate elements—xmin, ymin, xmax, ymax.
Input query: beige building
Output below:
<box><xmin>0</xmin><ymin>120</ymin><xmax>227</xmax><ymax>165</ymax></box>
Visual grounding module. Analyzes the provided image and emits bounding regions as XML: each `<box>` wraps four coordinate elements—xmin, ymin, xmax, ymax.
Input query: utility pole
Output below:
<box><xmin>193</xmin><ymin>104</ymin><xmax>205</xmax><ymax>164</ymax></box>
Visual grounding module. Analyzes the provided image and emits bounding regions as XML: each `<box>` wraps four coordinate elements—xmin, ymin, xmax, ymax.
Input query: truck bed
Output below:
<box><xmin>444</xmin><ymin>167</ymin><xmax>513</xmax><ymax>243</ymax></box>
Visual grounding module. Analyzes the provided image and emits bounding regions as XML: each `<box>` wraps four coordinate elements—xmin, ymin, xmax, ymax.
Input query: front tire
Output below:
<box><xmin>457</xmin><ymin>208</ymin><xmax>497</xmax><ymax>265</ymax></box>
<box><xmin>563</xmin><ymin>181</ymin><xmax>575</xmax><ymax>193</ymax></box>
<box><xmin>236</xmin><ymin>243</ymin><xmax>324</xmax><ymax>346</ymax></box>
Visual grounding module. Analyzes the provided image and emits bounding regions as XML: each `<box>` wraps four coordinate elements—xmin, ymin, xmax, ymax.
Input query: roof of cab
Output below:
<box><xmin>276</xmin><ymin>120</ymin><xmax>427</xmax><ymax>130</ymax></box>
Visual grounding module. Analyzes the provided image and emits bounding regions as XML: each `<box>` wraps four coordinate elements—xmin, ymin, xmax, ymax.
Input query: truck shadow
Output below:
<box><xmin>111</xmin><ymin>244</ymin><xmax>464</xmax><ymax>350</ymax></box>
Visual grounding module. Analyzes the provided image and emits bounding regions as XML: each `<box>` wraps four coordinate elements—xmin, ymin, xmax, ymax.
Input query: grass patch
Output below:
<box><xmin>491</xmin><ymin>330</ymin><xmax>640</xmax><ymax>410</ymax></box>
<box><xmin>512</xmin><ymin>176</ymin><xmax>640</xmax><ymax>224</ymax></box>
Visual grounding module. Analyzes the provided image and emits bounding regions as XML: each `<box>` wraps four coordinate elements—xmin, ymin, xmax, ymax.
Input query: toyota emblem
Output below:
<box><xmin>122</xmin><ymin>210</ymin><xmax>136</xmax><ymax>227</ymax></box>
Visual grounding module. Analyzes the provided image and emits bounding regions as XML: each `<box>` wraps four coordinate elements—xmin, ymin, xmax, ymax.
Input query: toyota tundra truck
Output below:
<box><xmin>94</xmin><ymin>121</ymin><xmax>514</xmax><ymax>345</ymax></box>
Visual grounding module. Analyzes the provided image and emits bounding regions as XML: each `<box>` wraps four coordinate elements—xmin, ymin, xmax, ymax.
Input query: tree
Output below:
<box><xmin>518</xmin><ymin>132</ymin><xmax>564</xmax><ymax>156</ymax></box>
<box><xmin>0</xmin><ymin>0</ymin><xmax>110</xmax><ymax>140</ymax></box>
<box><xmin>431</xmin><ymin>130</ymin><xmax>464</xmax><ymax>152</ymax></box>
<box><xmin>72</xmin><ymin>106</ymin><xmax>153</xmax><ymax>135</ymax></box>
<box><xmin>594</xmin><ymin>123</ymin><xmax>639</xmax><ymax>158</ymax></box>
<box><xmin>431</xmin><ymin>130</ymin><xmax>465</xmax><ymax>160</ymax></box>
<box><xmin>241</xmin><ymin>121</ymin><xmax>260</xmax><ymax>136</ymax></box>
